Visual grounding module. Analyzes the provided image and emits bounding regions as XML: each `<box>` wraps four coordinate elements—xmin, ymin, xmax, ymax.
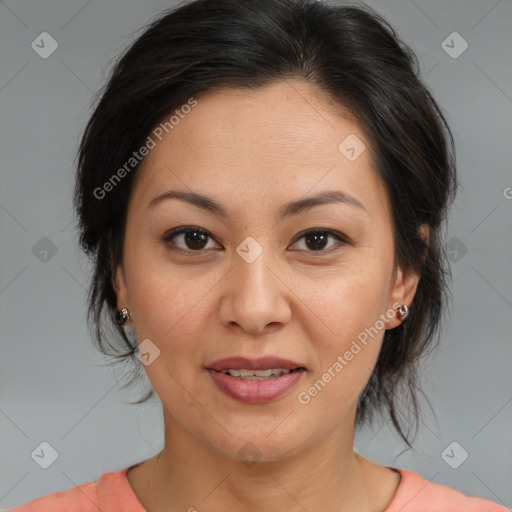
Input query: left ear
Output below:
<box><xmin>386</xmin><ymin>224</ymin><xmax>429</xmax><ymax>329</ymax></box>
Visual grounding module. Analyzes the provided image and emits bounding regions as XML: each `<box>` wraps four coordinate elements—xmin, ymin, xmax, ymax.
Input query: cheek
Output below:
<box><xmin>299</xmin><ymin>259</ymin><xmax>391</xmax><ymax>345</ymax></box>
<box><xmin>299</xmin><ymin>287</ymin><xmax>385</xmax><ymax>415</ymax></box>
<box><xmin>130</xmin><ymin>273</ymin><xmax>209</xmax><ymax>347</ymax></box>
<box><xmin>124</xmin><ymin>241</ymin><xmax>223</xmax><ymax>370</ymax></box>
<box><xmin>296</xmin><ymin>261</ymin><xmax>391</xmax><ymax>401</ymax></box>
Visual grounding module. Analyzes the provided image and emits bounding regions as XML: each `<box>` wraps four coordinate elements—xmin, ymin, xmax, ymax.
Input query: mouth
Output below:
<box><xmin>204</xmin><ymin>356</ymin><xmax>307</xmax><ymax>403</ymax></box>
<box><xmin>205</xmin><ymin>355</ymin><xmax>306</xmax><ymax>373</ymax></box>
<box><xmin>214</xmin><ymin>367</ymin><xmax>306</xmax><ymax>380</ymax></box>
<box><xmin>205</xmin><ymin>356</ymin><xmax>307</xmax><ymax>403</ymax></box>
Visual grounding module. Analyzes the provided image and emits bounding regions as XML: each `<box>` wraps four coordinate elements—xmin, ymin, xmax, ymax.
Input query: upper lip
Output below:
<box><xmin>206</xmin><ymin>356</ymin><xmax>306</xmax><ymax>372</ymax></box>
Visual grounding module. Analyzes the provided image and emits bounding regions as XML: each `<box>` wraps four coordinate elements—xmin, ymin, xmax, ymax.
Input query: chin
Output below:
<box><xmin>202</xmin><ymin>426</ymin><xmax>313</xmax><ymax>467</ymax></box>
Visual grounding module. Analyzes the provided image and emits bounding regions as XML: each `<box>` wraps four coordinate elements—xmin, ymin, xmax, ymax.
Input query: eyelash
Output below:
<box><xmin>162</xmin><ymin>226</ymin><xmax>349</xmax><ymax>256</ymax></box>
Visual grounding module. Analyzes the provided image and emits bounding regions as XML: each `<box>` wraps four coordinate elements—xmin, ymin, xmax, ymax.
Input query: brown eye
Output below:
<box><xmin>162</xmin><ymin>227</ymin><xmax>347</xmax><ymax>256</ymax></box>
<box><xmin>291</xmin><ymin>229</ymin><xmax>347</xmax><ymax>253</ymax></box>
<box><xmin>163</xmin><ymin>227</ymin><xmax>218</xmax><ymax>252</ymax></box>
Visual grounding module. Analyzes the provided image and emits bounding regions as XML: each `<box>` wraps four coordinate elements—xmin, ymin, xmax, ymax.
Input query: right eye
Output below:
<box><xmin>162</xmin><ymin>226</ymin><xmax>221</xmax><ymax>254</ymax></box>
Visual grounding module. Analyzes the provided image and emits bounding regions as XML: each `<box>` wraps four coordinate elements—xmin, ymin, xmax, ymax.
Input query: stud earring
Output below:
<box><xmin>396</xmin><ymin>304</ymin><xmax>409</xmax><ymax>321</ymax></box>
<box><xmin>115</xmin><ymin>308</ymin><xmax>130</xmax><ymax>325</ymax></box>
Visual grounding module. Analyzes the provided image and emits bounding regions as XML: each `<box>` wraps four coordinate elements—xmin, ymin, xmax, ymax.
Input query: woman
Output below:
<box><xmin>10</xmin><ymin>0</ymin><xmax>508</xmax><ymax>510</ymax></box>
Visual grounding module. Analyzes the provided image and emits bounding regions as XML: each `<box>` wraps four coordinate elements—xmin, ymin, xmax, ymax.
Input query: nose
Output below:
<box><xmin>218</xmin><ymin>244</ymin><xmax>292</xmax><ymax>335</ymax></box>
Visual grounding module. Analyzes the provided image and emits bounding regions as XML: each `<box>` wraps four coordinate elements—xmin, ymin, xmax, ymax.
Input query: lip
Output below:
<box><xmin>205</xmin><ymin>356</ymin><xmax>306</xmax><ymax>372</ymax></box>
<box><xmin>206</xmin><ymin>367</ymin><xmax>306</xmax><ymax>404</ymax></box>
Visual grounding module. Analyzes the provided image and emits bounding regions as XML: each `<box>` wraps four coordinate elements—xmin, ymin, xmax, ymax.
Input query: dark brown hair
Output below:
<box><xmin>74</xmin><ymin>0</ymin><xmax>457</xmax><ymax>448</ymax></box>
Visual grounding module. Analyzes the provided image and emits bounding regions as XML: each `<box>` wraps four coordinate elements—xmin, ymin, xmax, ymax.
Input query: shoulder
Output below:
<box><xmin>6</xmin><ymin>467</ymin><xmax>144</xmax><ymax>512</ymax></box>
<box><xmin>387</xmin><ymin>468</ymin><xmax>510</xmax><ymax>512</ymax></box>
<box><xmin>6</xmin><ymin>479</ymin><xmax>97</xmax><ymax>512</ymax></box>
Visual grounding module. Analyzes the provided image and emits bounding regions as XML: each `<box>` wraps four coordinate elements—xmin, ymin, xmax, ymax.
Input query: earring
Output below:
<box><xmin>396</xmin><ymin>304</ymin><xmax>409</xmax><ymax>321</ymax></box>
<box><xmin>116</xmin><ymin>308</ymin><xmax>130</xmax><ymax>325</ymax></box>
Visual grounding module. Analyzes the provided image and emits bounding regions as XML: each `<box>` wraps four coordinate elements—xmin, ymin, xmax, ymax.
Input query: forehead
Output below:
<box><xmin>131</xmin><ymin>80</ymin><xmax>389</xmax><ymax>220</ymax></box>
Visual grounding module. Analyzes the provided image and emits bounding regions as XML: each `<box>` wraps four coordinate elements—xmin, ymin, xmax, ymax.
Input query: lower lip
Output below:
<box><xmin>206</xmin><ymin>369</ymin><xmax>306</xmax><ymax>404</ymax></box>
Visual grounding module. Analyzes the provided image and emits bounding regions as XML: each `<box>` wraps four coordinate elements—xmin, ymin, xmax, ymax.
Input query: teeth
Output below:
<box><xmin>220</xmin><ymin>368</ymin><xmax>293</xmax><ymax>379</ymax></box>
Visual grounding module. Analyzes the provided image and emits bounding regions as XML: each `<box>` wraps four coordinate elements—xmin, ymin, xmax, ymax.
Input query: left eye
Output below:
<box><xmin>291</xmin><ymin>229</ymin><xmax>346</xmax><ymax>252</ymax></box>
<box><xmin>162</xmin><ymin>227</ymin><xmax>347</xmax><ymax>254</ymax></box>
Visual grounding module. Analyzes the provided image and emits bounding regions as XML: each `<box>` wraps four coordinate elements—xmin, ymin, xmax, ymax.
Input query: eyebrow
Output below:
<box><xmin>148</xmin><ymin>188</ymin><xmax>366</xmax><ymax>221</ymax></box>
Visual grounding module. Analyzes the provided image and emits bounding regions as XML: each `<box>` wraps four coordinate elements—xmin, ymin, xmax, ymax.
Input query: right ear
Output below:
<box><xmin>113</xmin><ymin>264</ymin><xmax>133</xmax><ymax>325</ymax></box>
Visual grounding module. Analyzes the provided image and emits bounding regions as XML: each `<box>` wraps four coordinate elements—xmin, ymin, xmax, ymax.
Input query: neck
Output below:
<box><xmin>128</xmin><ymin>411</ymin><xmax>400</xmax><ymax>512</ymax></box>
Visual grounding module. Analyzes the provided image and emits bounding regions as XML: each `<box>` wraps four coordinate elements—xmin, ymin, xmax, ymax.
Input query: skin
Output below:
<box><xmin>114</xmin><ymin>79</ymin><xmax>426</xmax><ymax>512</ymax></box>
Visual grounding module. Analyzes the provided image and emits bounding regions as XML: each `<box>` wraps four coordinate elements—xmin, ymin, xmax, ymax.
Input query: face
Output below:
<box><xmin>114</xmin><ymin>79</ymin><xmax>421</xmax><ymax>463</ymax></box>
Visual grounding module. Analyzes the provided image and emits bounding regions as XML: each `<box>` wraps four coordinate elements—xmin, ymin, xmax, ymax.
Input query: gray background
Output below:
<box><xmin>1</xmin><ymin>0</ymin><xmax>511</xmax><ymax>509</ymax></box>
